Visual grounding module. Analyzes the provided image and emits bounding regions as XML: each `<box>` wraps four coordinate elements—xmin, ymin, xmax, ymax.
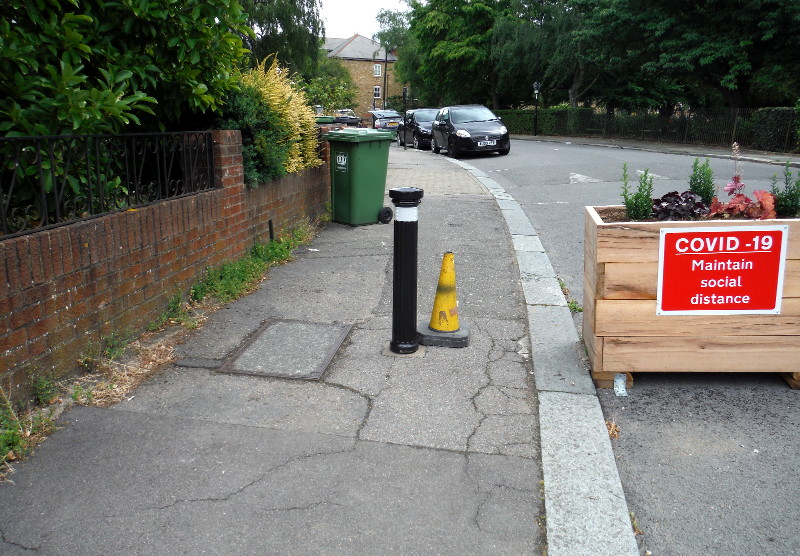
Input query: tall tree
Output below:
<box><xmin>240</xmin><ymin>0</ymin><xmax>324</xmax><ymax>78</ymax></box>
<box><xmin>576</xmin><ymin>0</ymin><xmax>800</xmax><ymax>108</ymax></box>
<box><xmin>302</xmin><ymin>52</ymin><xmax>359</xmax><ymax>111</ymax></box>
<box><xmin>409</xmin><ymin>0</ymin><xmax>508</xmax><ymax>107</ymax></box>
<box><xmin>490</xmin><ymin>1</ymin><xmax>613</xmax><ymax>108</ymax></box>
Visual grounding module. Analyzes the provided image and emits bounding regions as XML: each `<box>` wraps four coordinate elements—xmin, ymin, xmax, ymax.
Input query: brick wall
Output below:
<box><xmin>0</xmin><ymin>130</ymin><xmax>331</xmax><ymax>398</ymax></box>
<box><xmin>340</xmin><ymin>59</ymin><xmax>405</xmax><ymax>122</ymax></box>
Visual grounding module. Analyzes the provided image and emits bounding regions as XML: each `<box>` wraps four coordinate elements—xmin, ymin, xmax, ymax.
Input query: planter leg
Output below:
<box><xmin>592</xmin><ymin>371</ymin><xmax>633</xmax><ymax>390</ymax></box>
<box><xmin>783</xmin><ymin>372</ymin><xmax>800</xmax><ymax>389</ymax></box>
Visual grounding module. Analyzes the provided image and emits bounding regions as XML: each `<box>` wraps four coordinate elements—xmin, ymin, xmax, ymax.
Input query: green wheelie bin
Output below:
<box><xmin>323</xmin><ymin>128</ymin><xmax>395</xmax><ymax>225</ymax></box>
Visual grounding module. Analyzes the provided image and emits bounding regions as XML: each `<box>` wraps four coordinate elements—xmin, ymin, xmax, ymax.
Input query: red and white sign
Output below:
<box><xmin>657</xmin><ymin>225</ymin><xmax>788</xmax><ymax>315</ymax></box>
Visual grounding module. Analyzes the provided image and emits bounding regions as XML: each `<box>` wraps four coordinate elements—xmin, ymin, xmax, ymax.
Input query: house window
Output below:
<box><xmin>373</xmin><ymin>86</ymin><xmax>381</xmax><ymax>98</ymax></box>
<box><xmin>373</xmin><ymin>64</ymin><xmax>382</xmax><ymax>77</ymax></box>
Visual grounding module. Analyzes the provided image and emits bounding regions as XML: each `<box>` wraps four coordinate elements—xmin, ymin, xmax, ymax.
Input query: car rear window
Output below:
<box><xmin>413</xmin><ymin>109</ymin><xmax>438</xmax><ymax>122</ymax></box>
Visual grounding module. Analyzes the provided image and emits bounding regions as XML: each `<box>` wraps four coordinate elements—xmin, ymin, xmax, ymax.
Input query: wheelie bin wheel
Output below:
<box><xmin>378</xmin><ymin>206</ymin><xmax>394</xmax><ymax>224</ymax></box>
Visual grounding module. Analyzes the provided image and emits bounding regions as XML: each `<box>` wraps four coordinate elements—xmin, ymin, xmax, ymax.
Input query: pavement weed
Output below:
<box><xmin>1</xmin><ymin>384</ymin><xmax>55</xmax><ymax>481</ymax></box>
<box><xmin>191</xmin><ymin>222</ymin><xmax>315</xmax><ymax>304</ymax></box>
<box><xmin>148</xmin><ymin>292</ymin><xmax>198</xmax><ymax>331</ymax></box>
<box><xmin>558</xmin><ymin>277</ymin><xmax>583</xmax><ymax>313</ymax></box>
<box><xmin>29</xmin><ymin>372</ymin><xmax>59</xmax><ymax>406</ymax></box>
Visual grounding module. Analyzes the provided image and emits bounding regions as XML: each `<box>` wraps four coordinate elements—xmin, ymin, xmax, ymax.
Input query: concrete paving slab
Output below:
<box><xmin>0</xmin><ymin>407</ymin><xmax>541</xmax><ymax>555</ymax></box>
<box><xmin>116</xmin><ymin>367</ymin><xmax>369</xmax><ymax>438</ymax></box>
<box><xmin>219</xmin><ymin>320</ymin><xmax>351</xmax><ymax>380</ymax></box>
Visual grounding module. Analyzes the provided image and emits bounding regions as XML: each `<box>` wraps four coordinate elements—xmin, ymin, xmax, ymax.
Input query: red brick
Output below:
<box><xmin>24</xmin><ymin>283</ymin><xmax>53</xmax><ymax>307</ymax></box>
<box><xmin>28</xmin><ymin>314</ymin><xmax>56</xmax><ymax>339</ymax></box>
<box><xmin>27</xmin><ymin>335</ymin><xmax>50</xmax><ymax>358</ymax></box>
<box><xmin>14</xmin><ymin>237</ymin><xmax>33</xmax><ymax>287</ymax></box>
<box><xmin>9</xmin><ymin>302</ymin><xmax>43</xmax><ymax>330</ymax></box>
<box><xmin>0</xmin><ymin>327</ymin><xmax>28</xmax><ymax>354</ymax></box>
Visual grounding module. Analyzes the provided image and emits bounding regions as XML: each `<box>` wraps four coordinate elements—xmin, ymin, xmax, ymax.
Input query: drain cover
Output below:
<box><xmin>218</xmin><ymin>320</ymin><xmax>351</xmax><ymax>380</ymax></box>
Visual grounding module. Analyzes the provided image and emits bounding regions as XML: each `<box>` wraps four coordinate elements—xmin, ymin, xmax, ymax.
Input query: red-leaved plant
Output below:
<box><xmin>707</xmin><ymin>143</ymin><xmax>777</xmax><ymax>220</ymax></box>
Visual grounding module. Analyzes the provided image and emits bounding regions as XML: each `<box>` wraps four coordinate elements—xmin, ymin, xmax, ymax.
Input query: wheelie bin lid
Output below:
<box><xmin>322</xmin><ymin>128</ymin><xmax>395</xmax><ymax>143</ymax></box>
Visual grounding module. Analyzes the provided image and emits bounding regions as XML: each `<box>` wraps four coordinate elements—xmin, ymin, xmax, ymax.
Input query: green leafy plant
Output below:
<box><xmin>71</xmin><ymin>384</ymin><xmax>93</xmax><ymax>405</ymax></box>
<box><xmin>1</xmin><ymin>385</ymin><xmax>55</xmax><ymax>475</ymax></box>
<box><xmin>1</xmin><ymin>0</ymin><xmax>249</xmax><ymax>137</ymax></box>
<box><xmin>30</xmin><ymin>373</ymin><xmax>59</xmax><ymax>406</ymax></box>
<box><xmin>148</xmin><ymin>292</ymin><xmax>197</xmax><ymax>331</ymax></box>
<box><xmin>78</xmin><ymin>330</ymin><xmax>132</xmax><ymax>371</ymax></box>
<box><xmin>652</xmin><ymin>191</ymin><xmax>709</xmax><ymax>221</ymax></box>
<box><xmin>688</xmin><ymin>158</ymin><xmax>716</xmax><ymax>205</ymax></box>
<box><xmin>191</xmin><ymin>223</ymin><xmax>314</xmax><ymax>303</ymax></box>
<box><xmin>621</xmin><ymin>163</ymin><xmax>654</xmax><ymax>220</ymax></box>
<box><xmin>770</xmin><ymin>162</ymin><xmax>800</xmax><ymax>218</ymax></box>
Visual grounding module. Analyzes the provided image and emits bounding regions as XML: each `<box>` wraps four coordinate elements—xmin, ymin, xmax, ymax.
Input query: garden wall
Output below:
<box><xmin>1</xmin><ymin>129</ymin><xmax>331</xmax><ymax>397</ymax></box>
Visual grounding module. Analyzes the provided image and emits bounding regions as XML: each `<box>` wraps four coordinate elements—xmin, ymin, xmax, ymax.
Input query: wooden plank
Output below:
<box><xmin>582</xmin><ymin>275</ymin><xmax>597</xmax><ymax>335</ymax></box>
<box><xmin>589</xmin><ymin>205</ymin><xmax>800</xmax><ymax>263</ymax></box>
<box><xmin>601</xmin><ymin>335</ymin><xmax>800</xmax><ymax>374</ymax></box>
<box><xmin>583</xmin><ymin>207</ymin><xmax>600</xmax><ymax>292</ymax></box>
<box><xmin>595</xmin><ymin>225</ymin><xmax>661</xmax><ymax>264</ymax></box>
<box><xmin>581</xmin><ymin>280</ymin><xmax>603</xmax><ymax>369</ymax></box>
<box><xmin>602</xmin><ymin>261</ymin><xmax>658</xmax><ymax>299</ymax></box>
<box><xmin>783</xmin><ymin>260</ymin><xmax>800</xmax><ymax>298</ymax></box>
<box><xmin>599</xmin><ymin>259</ymin><xmax>800</xmax><ymax>300</ymax></box>
<box><xmin>595</xmin><ymin>298</ymin><xmax>800</xmax><ymax>337</ymax></box>
<box><xmin>583</xmin><ymin>331</ymin><xmax>603</xmax><ymax>377</ymax></box>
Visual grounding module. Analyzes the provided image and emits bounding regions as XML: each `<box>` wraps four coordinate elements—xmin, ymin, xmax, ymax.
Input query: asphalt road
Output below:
<box><xmin>432</xmin><ymin>139</ymin><xmax>800</xmax><ymax>556</ymax></box>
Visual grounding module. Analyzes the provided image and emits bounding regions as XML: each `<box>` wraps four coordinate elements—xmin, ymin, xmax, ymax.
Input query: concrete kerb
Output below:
<box><xmin>445</xmin><ymin>157</ymin><xmax>639</xmax><ymax>556</ymax></box>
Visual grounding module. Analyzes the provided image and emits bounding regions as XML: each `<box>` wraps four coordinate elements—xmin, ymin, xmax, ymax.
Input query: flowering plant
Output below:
<box><xmin>708</xmin><ymin>143</ymin><xmax>776</xmax><ymax>220</ymax></box>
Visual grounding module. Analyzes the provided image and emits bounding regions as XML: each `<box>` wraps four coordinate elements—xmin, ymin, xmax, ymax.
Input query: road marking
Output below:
<box><xmin>637</xmin><ymin>169</ymin><xmax>670</xmax><ymax>180</ymax></box>
<box><xmin>570</xmin><ymin>173</ymin><xmax>602</xmax><ymax>184</ymax></box>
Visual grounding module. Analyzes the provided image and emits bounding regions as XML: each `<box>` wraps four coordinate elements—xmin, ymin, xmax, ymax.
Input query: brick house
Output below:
<box><xmin>324</xmin><ymin>34</ymin><xmax>405</xmax><ymax>124</ymax></box>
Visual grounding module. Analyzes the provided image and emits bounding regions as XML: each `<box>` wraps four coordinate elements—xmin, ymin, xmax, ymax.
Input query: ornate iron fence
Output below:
<box><xmin>1</xmin><ymin>131</ymin><xmax>215</xmax><ymax>238</ymax></box>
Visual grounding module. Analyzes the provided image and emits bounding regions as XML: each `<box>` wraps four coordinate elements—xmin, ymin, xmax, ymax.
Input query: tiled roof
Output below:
<box><xmin>324</xmin><ymin>34</ymin><xmax>397</xmax><ymax>62</ymax></box>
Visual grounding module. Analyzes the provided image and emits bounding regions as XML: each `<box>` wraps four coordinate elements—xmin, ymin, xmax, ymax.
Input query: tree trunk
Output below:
<box><xmin>490</xmin><ymin>70</ymin><xmax>500</xmax><ymax>110</ymax></box>
<box><xmin>568</xmin><ymin>61</ymin><xmax>595</xmax><ymax>108</ymax></box>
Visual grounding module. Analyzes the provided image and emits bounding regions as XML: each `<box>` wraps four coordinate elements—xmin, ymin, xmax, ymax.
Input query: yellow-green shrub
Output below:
<box><xmin>241</xmin><ymin>57</ymin><xmax>321</xmax><ymax>175</ymax></box>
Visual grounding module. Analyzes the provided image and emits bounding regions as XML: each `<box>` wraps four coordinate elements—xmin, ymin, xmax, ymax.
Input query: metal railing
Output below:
<box><xmin>1</xmin><ymin>131</ymin><xmax>215</xmax><ymax>238</ymax></box>
<box><xmin>599</xmin><ymin>108</ymin><xmax>798</xmax><ymax>152</ymax></box>
<box><xmin>499</xmin><ymin>107</ymin><xmax>799</xmax><ymax>153</ymax></box>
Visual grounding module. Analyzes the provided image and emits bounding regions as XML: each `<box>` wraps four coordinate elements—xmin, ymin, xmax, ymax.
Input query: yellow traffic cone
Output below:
<box><xmin>417</xmin><ymin>251</ymin><xmax>470</xmax><ymax>347</ymax></box>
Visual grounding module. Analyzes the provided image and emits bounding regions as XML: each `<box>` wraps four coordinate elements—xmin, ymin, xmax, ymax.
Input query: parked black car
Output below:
<box><xmin>332</xmin><ymin>109</ymin><xmax>361</xmax><ymax>127</ymax></box>
<box><xmin>368</xmin><ymin>109</ymin><xmax>403</xmax><ymax>136</ymax></box>
<box><xmin>398</xmin><ymin>108</ymin><xmax>438</xmax><ymax>149</ymax></box>
<box><xmin>431</xmin><ymin>105</ymin><xmax>510</xmax><ymax>157</ymax></box>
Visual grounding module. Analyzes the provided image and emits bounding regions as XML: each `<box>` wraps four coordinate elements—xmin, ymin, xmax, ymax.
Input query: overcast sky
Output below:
<box><xmin>319</xmin><ymin>0</ymin><xmax>409</xmax><ymax>40</ymax></box>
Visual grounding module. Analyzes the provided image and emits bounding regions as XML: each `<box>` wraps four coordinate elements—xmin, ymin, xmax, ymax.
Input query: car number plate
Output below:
<box><xmin>478</xmin><ymin>140</ymin><xmax>496</xmax><ymax>147</ymax></box>
<box><xmin>387</xmin><ymin>122</ymin><xmax>398</xmax><ymax>127</ymax></box>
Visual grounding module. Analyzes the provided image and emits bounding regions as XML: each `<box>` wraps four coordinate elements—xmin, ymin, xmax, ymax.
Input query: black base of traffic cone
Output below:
<box><xmin>417</xmin><ymin>322</ymin><xmax>470</xmax><ymax>347</ymax></box>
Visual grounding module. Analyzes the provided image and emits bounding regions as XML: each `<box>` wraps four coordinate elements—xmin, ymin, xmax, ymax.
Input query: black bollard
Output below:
<box><xmin>389</xmin><ymin>187</ymin><xmax>424</xmax><ymax>354</ymax></box>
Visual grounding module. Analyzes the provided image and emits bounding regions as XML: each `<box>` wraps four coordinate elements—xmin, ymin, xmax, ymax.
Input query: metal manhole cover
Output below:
<box><xmin>218</xmin><ymin>320</ymin><xmax>352</xmax><ymax>380</ymax></box>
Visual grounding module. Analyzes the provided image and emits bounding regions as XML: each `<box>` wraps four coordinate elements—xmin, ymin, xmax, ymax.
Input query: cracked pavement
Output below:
<box><xmin>0</xmin><ymin>152</ymin><xmax>544</xmax><ymax>554</ymax></box>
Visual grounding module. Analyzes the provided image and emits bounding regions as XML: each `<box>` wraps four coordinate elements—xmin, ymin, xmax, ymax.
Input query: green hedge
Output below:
<box><xmin>496</xmin><ymin>108</ymin><xmax>599</xmax><ymax>136</ymax></box>
<box><xmin>749</xmin><ymin>107</ymin><xmax>798</xmax><ymax>152</ymax></box>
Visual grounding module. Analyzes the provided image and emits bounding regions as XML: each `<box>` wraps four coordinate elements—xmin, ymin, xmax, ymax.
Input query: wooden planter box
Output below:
<box><xmin>583</xmin><ymin>205</ymin><xmax>800</xmax><ymax>388</ymax></box>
